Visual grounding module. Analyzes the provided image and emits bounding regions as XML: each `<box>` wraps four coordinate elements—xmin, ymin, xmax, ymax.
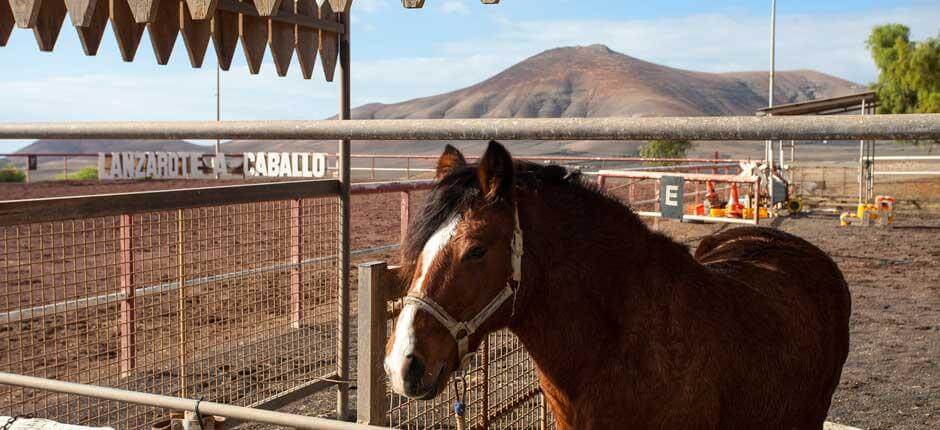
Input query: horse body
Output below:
<box><xmin>510</xmin><ymin>180</ymin><xmax>851</xmax><ymax>430</ymax></box>
<box><xmin>386</xmin><ymin>142</ymin><xmax>851</xmax><ymax>430</ymax></box>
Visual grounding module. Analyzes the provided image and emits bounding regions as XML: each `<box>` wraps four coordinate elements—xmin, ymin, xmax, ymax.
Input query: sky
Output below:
<box><xmin>1</xmin><ymin>0</ymin><xmax>939</xmax><ymax>152</ymax></box>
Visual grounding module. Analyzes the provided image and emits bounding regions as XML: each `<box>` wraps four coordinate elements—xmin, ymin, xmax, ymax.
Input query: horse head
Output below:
<box><xmin>385</xmin><ymin>141</ymin><xmax>522</xmax><ymax>399</ymax></box>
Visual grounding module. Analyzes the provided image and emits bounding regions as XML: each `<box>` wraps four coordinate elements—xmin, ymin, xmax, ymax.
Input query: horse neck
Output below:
<box><xmin>509</xmin><ymin>184</ymin><xmax>703</xmax><ymax>394</ymax></box>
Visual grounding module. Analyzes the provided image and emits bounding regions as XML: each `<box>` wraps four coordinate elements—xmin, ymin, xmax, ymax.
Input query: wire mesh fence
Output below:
<box><xmin>0</xmin><ymin>191</ymin><xmax>341</xmax><ymax>429</ymax></box>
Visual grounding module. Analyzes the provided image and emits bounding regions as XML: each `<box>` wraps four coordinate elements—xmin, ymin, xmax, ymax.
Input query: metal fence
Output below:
<box><xmin>0</xmin><ymin>180</ymin><xmax>344</xmax><ymax>429</ymax></box>
<box><xmin>2</xmin><ymin>114</ymin><xmax>940</xmax><ymax>429</ymax></box>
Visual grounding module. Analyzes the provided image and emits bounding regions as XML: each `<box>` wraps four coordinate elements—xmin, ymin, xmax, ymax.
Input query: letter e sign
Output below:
<box><xmin>660</xmin><ymin>176</ymin><xmax>685</xmax><ymax>220</ymax></box>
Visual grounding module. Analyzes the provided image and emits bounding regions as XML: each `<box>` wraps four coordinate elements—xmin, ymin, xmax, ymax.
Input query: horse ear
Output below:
<box><xmin>477</xmin><ymin>140</ymin><xmax>514</xmax><ymax>202</ymax></box>
<box><xmin>436</xmin><ymin>144</ymin><xmax>467</xmax><ymax>180</ymax></box>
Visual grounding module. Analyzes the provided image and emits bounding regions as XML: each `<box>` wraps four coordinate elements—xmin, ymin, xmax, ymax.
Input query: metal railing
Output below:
<box><xmin>0</xmin><ymin>180</ymin><xmax>344</xmax><ymax>428</ymax></box>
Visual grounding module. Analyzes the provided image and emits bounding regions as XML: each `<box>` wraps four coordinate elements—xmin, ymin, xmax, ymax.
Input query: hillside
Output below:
<box><xmin>16</xmin><ymin>139</ymin><xmax>206</xmax><ymax>155</ymax></box>
<box><xmin>350</xmin><ymin>44</ymin><xmax>865</xmax><ymax>119</ymax></box>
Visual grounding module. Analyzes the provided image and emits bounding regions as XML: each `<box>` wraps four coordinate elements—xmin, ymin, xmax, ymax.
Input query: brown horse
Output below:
<box><xmin>385</xmin><ymin>141</ymin><xmax>851</xmax><ymax>429</ymax></box>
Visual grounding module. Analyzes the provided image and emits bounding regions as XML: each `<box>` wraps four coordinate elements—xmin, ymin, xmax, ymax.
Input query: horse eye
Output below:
<box><xmin>465</xmin><ymin>246</ymin><xmax>487</xmax><ymax>260</ymax></box>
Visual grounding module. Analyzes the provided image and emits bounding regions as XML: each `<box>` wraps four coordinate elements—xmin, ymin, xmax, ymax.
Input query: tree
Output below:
<box><xmin>639</xmin><ymin>140</ymin><xmax>694</xmax><ymax>164</ymax></box>
<box><xmin>867</xmin><ymin>24</ymin><xmax>940</xmax><ymax>150</ymax></box>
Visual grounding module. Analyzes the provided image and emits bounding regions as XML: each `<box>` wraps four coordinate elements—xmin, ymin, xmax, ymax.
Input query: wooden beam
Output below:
<box><xmin>210</xmin><ymin>6</ymin><xmax>237</xmax><ymax>70</ymax></box>
<box><xmin>110</xmin><ymin>0</ymin><xmax>146</xmax><ymax>61</ymax></box>
<box><xmin>238</xmin><ymin>3</ymin><xmax>267</xmax><ymax>74</ymax></box>
<box><xmin>75</xmin><ymin>0</ymin><xmax>107</xmax><ymax>54</ymax></box>
<box><xmin>294</xmin><ymin>0</ymin><xmax>318</xmax><ymax>79</ymax></box>
<box><xmin>146</xmin><ymin>0</ymin><xmax>178</xmax><ymax>64</ymax></box>
<box><xmin>64</xmin><ymin>0</ymin><xmax>97</xmax><ymax>26</ymax></box>
<box><xmin>327</xmin><ymin>0</ymin><xmax>350</xmax><ymax>13</ymax></box>
<box><xmin>250</xmin><ymin>0</ymin><xmax>278</xmax><ymax>16</ymax></box>
<box><xmin>126</xmin><ymin>0</ymin><xmax>158</xmax><ymax>22</ymax></box>
<box><xmin>183</xmin><ymin>0</ymin><xmax>214</xmax><ymax>19</ymax></box>
<box><xmin>267</xmin><ymin>0</ymin><xmax>292</xmax><ymax>76</ymax></box>
<box><xmin>32</xmin><ymin>0</ymin><xmax>66</xmax><ymax>51</ymax></box>
<box><xmin>216</xmin><ymin>0</ymin><xmax>343</xmax><ymax>34</ymax></box>
<box><xmin>0</xmin><ymin>0</ymin><xmax>14</xmax><ymax>45</ymax></box>
<box><xmin>318</xmin><ymin>0</ymin><xmax>336</xmax><ymax>82</ymax></box>
<box><xmin>180</xmin><ymin>0</ymin><xmax>211</xmax><ymax>67</ymax></box>
<box><xmin>10</xmin><ymin>0</ymin><xmax>41</xmax><ymax>28</ymax></box>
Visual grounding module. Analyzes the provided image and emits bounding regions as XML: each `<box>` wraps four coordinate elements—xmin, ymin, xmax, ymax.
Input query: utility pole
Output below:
<box><xmin>766</xmin><ymin>0</ymin><xmax>777</xmax><ymax>206</ymax></box>
<box><xmin>215</xmin><ymin>62</ymin><xmax>222</xmax><ymax>179</ymax></box>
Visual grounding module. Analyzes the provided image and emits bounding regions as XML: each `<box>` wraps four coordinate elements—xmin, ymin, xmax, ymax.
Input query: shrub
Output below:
<box><xmin>0</xmin><ymin>168</ymin><xmax>26</xmax><ymax>183</ymax></box>
<box><xmin>57</xmin><ymin>167</ymin><xmax>99</xmax><ymax>181</ymax></box>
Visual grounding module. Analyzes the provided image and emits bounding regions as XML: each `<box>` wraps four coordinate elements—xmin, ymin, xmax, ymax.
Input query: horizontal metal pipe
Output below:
<box><xmin>0</xmin><ymin>115</ymin><xmax>937</xmax><ymax>141</ymax></box>
<box><xmin>0</xmin><ymin>372</ymin><xmax>389</xmax><ymax>430</ymax></box>
<box><xmin>864</xmin><ymin>155</ymin><xmax>940</xmax><ymax>161</ymax></box>
<box><xmin>872</xmin><ymin>171</ymin><xmax>940</xmax><ymax>175</ymax></box>
<box><xmin>350</xmin><ymin>179</ymin><xmax>434</xmax><ymax>195</ymax></box>
<box><xmin>1</xmin><ymin>153</ymin><xmax>744</xmax><ymax>164</ymax></box>
<box><xmin>598</xmin><ymin>170</ymin><xmax>757</xmax><ymax>183</ymax></box>
<box><xmin>0</xmin><ymin>242</ymin><xmax>402</xmax><ymax>324</ymax></box>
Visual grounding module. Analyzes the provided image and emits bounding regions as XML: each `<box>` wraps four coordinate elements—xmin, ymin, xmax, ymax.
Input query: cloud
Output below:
<box><xmin>440</xmin><ymin>1</ymin><xmax>470</xmax><ymax>15</ymax></box>
<box><xmin>437</xmin><ymin>4</ymin><xmax>940</xmax><ymax>85</ymax></box>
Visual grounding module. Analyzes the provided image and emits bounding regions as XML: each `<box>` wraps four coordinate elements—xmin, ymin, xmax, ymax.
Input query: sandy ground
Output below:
<box><xmin>1</xmin><ymin>180</ymin><xmax>938</xmax><ymax>429</ymax></box>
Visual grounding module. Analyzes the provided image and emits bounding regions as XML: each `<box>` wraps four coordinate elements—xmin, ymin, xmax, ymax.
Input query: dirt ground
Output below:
<box><xmin>1</xmin><ymin>180</ymin><xmax>938</xmax><ymax>430</ymax></box>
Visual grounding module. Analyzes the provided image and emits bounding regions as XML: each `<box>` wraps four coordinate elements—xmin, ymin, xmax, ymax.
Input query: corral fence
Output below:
<box><xmin>1</xmin><ymin>114</ymin><xmax>939</xmax><ymax>429</ymax></box>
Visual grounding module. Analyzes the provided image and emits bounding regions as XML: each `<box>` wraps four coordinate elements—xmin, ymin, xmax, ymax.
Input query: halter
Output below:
<box><xmin>402</xmin><ymin>206</ymin><xmax>524</xmax><ymax>366</ymax></box>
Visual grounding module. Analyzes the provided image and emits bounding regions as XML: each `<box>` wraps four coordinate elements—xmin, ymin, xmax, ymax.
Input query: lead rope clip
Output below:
<box><xmin>453</xmin><ymin>370</ymin><xmax>469</xmax><ymax>430</ymax></box>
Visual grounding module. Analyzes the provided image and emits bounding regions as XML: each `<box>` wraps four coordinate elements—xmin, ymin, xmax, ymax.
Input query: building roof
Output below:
<box><xmin>756</xmin><ymin>91</ymin><xmax>878</xmax><ymax>116</ymax></box>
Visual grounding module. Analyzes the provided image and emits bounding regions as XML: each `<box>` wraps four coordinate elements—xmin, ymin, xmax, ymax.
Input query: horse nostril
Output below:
<box><xmin>403</xmin><ymin>354</ymin><xmax>426</xmax><ymax>393</ymax></box>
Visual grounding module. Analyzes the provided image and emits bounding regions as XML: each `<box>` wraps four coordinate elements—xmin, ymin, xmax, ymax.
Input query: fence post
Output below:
<box><xmin>357</xmin><ymin>262</ymin><xmax>388</xmax><ymax>426</ymax></box>
<box><xmin>596</xmin><ymin>174</ymin><xmax>606</xmax><ymax>191</ymax></box>
<box><xmin>119</xmin><ymin>214</ymin><xmax>136</xmax><ymax>377</ymax></box>
<box><xmin>400</xmin><ymin>191</ymin><xmax>410</xmax><ymax>242</ymax></box>
<box><xmin>481</xmin><ymin>337</ymin><xmax>489</xmax><ymax>430</ymax></box>
<box><xmin>63</xmin><ymin>155</ymin><xmax>68</xmax><ymax>179</ymax></box>
<box><xmin>754</xmin><ymin>178</ymin><xmax>761</xmax><ymax>226</ymax></box>
<box><xmin>371</xmin><ymin>157</ymin><xmax>375</xmax><ymax>180</ymax></box>
<box><xmin>176</xmin><ymin>208</ymin><xmax>188</xmax><ymax>397</ymax></box>
<box><xmin>290</xmin><ymin>199</ymin><xmax>303</xmax><ymax>328</ymax></box>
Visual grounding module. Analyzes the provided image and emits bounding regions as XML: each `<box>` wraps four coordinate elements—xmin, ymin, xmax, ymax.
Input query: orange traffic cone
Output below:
<box><xmin>726</xmin><ymin>183</ymin><xmax>744</xmax><ymax>218</ymax></box>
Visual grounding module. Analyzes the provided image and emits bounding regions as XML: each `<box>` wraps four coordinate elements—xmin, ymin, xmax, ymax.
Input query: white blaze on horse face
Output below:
<box><xmin>386</xmin><ymin>215</ymin><xmax>461</xmax><ymax>393</ymax></box>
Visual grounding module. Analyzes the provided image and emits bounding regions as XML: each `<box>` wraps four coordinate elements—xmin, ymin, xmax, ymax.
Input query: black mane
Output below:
<box><xmin>402</xmin><ymin>161</ymin><xmax>597</xmax><ymax>263</ymax></box>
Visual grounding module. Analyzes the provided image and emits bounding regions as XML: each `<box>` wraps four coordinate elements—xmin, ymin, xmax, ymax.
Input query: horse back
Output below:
<box><xmin>692</xmin><ymin>227</ymin><xmax>852</xmax><ymax>427</ymax></box>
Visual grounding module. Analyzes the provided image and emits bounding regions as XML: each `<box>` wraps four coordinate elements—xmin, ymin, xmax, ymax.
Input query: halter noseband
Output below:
<box><xmin>402</xmin><ymin>206</ymin><xmax>524</xmax><ymax>366</ymax></box>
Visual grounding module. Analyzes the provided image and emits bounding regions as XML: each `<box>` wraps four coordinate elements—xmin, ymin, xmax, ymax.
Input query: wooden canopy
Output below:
<box><xmin>0</xmin><ymin>0</ymin><xmax>350</xmax><ymax>79</ymax></box>
<box><xmin>0</xmin><ymin>0</ymin><xmax>503</xmax><ymax>78</ymax></box>
<box><xmin>756</xmin><ymin>91</ymin><xmax>878</xmax><ymax>116</ymax></box>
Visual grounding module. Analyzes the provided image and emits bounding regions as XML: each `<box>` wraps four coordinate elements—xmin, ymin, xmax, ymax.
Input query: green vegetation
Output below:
<box><xmin>867</xmin><ymin>24</ymin><xmax>940</xmax><ymax>151</ymax></box>
<box><xmin>0</xmin><ymin>168</ymin><xmax>26</xmax><ymax>183</ymax></box>
<box><xmin>639</xmin><ymin>140</ymin><xmax>694</xmax><ymax>164</ymax></box>
<box><xmin>57</xmin><ymin>166</ymin><xmax>99</xmax><ymax>181</ymax></box>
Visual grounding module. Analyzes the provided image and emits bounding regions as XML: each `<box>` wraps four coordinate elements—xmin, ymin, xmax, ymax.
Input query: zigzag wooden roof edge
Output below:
<box><xmin>0</xmin><ymin>0</ymin><xmax>345</xmax><ymax>79</ymax></box>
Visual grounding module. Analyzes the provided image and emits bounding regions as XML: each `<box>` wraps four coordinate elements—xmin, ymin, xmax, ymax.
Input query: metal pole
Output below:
<box><xmin>859</xmin><ymin>99</ymin><xmax>866</xmax><ymax>204</ymax></box>
<box><xmin>0</xmin><ymin>115</ymin><xmax>938</xmax><ymax>141</ymax></box>
<box><xmin>215</xmin><ymin>61</ymin><xmax>222</xmax><ymax>179</ymax></box>
<box><xmin>769</xmin><ymin>0</ymin><xmax>776</xmax><ymax>109</ymax></box>
<box><xmin>336</xmin><ymin>6</ymin><xmax>352</xmax><ymax>421</ymax></box>
<box><xmin>767</xmin><ymin>0</ymin><xmax>777</xmax><ymax>205</ymax></box>
<box><xmin>0</xmin><ymin>372</ymin><xmax>391</xmax><ymax>430</ymax></box>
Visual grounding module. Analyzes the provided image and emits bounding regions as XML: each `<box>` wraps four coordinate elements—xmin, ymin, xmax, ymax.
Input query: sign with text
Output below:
<box><xmin>97</xmin><ymin>152</ymin><xmax>329</xmax><ymax>180</ymax></box>
<box><xmin>244</xmin><ymin>152</ymin><xmax>327</xmax><ymax>178</ymax></box>
<box><xmin>660</xmin><ymin>176</ymin><xmax>685</xmax><ymax>220</ymax></box>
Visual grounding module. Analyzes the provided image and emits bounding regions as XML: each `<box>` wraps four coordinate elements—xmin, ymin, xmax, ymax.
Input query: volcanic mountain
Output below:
<box><xmin>348</xmin><ymin>44</ymin><xmax>864</xmax><ymax>119</ymax></box>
